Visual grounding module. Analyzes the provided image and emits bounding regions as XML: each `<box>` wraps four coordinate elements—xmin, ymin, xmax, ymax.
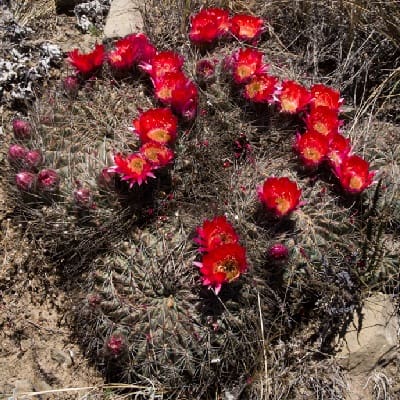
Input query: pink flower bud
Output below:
<box><xmin>268</xmin><ymin>243</ymin><xmax>289</xmax><ymax>260</ymax></box>
<box><xmin>106</xmin><ymin>334</ymin><xmax>125</xmax><ymax>356</ymax></box>
<box><xmin>73</xmin><ymin>187</ymin><xmax>93</xmax><ymax>208</ymax></box>
<box><xmin>8</xmin><ymin>144</ymin><xmax>27</xmax><ymax>165</ymax></box>
<box><xmin>24</xmin><ymin>150</ymin><xmax>43</xmax><ymax>169</ymax></box>
<box><xmin>12</xmin><ymin>119</ymin><xmax>31</xmax><ymax>139</ymax></box>
<box><xmin>63</xmin><ymin>76</ymin><xmax>79</xmax><ymax>96</ymax></box>
<box><xmin>97</xmin><ymin>167</ymin><xmax>115</xmax><ymax>188</ymax></box>
<box><xmin>37</xmin><ymin>169</ymin><xmax>59</xmax><ymax>191</ymax></box>
<box><xmin>16</xmin><ymin>171</ymin><xmax>36</xmax><ymax>191</ymax></box>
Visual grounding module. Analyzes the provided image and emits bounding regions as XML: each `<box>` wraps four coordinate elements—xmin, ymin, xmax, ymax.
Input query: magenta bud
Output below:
<box><xmin>196</xmin><ymin>59</ymin><xmax>216</xmax><ymax>80</ymax></box>
<box><xmin>268</xmin><ymin>243</ymin><xmax>289</xmax><ymax>260</ymax></box>
<box><xmin>12</xmin><ymin>119</ymin><xmax>31</xmax><ymax>139</ymax></box>
<box><xmin>37</xmin><ymin>169</ymin><xmax>59</xmax><ymax>191</ymax></box>
<box><xmin>16</xmin><ymin>171</ymin><xmax>36</xmax><ymax>191</ymax></box>
<box><xmin>87</xmin><ymin>293</ymin><xmax>102</xmax><ymax>307</ymax></box>
<box><xmin>73</xmin><ymin>187</ymin><xmax>93</xmax><ymax>208</ymax></box>
<box><xmin>24</xmin><ymin>150</ymin><xmax>43</xmax><ymax>169</ymax></box>
<box><xmin>106</xmin><ymin>334</ymin><xmax>125</xmax><ymax>356</ymax></box>
<box><xmin>63</xmin><ymin>76</ymin><xmax>79</xmax><ymax>95</ymax></box>
<box><xmin>8</xmin><ymin>144</ymin><xmax>27</xmax><ymax>164</ymax></box>
<box><xmin>97</xmin><ymin>167</ymin><xmax>115</xmax><ymax>188</ymax></box>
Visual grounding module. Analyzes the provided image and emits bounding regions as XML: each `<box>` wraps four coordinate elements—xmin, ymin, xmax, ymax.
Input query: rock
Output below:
<box><xmin>103</xmin><ymin>0</ymin><xmax>143</xmax><ymax>39</ymax></box>
<box><xmin>13</xmin><ymin>379</ymin><xmax>34</xmax><ymax>399</ymax></box>
<box><xmin>336</xmin><ymin>293</ymin><xmax>399</xmax><ymax>374</ymax></box>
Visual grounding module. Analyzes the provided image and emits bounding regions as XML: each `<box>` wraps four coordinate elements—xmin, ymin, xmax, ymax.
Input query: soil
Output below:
<box><xmin>0</xmin><ymin>10</ymin><xmax>103</xmax><ymax>399</ymax></box>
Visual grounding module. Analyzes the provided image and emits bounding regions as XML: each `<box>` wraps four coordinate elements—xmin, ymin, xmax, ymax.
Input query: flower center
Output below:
<box><xmin>275</xmin><ymin>197</ymin><xmax>291</xmax><ymax>215</ymax></box>
<box><xmin>303</xmin><ymin>147</ymin><xmax>321</xmax><ymax>162</ymax></box>
<box><xmin>237</xmin><ymin>64</ymin><xmax>254</xmax><ymax>80</ymax></box>
<box><xmin>313</xmin><ymin>121</ymin><xmax>328</xmax><ymax>135</ymax></box>
<box><xmin>147</xmin><ymin>128</ymin><xmax>171</xmax><ymax>143</ymax></box>
<box><xmin>157</xmin><ymin>86</ymin><xmax>173</xmax><ymax>100</ymax></box>
<box><xmin>349</xmin><ymin>175</ymin><xmax>363</xmax><ymax>190</ymax></box>
<box><xmin>239</xmin><ymin>26</ymin><xmax>257</xmax><ymax>38</ymax></box>
<box><xmin>246</xmin><ymin>81</ymin><xmax>261</xmax><ymax>97</ymax></box>
<box><xmin>215</xmin><ymin>258</ymin><xmax>240</xmax><ymax>282</ymax></box>
<box><xmin>280</xmin><ymin>95</ymin><xmax>298</xmax><ymax>112</ymax></box>
<box><xmin>128</xmin><ymin>158</ymin><xmax>145</xmax><ymax>174</ymax></box>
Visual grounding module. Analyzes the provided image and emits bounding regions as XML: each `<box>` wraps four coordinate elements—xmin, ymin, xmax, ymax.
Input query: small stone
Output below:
<box><xmin>336</xmin><ymin>293</ymin><xmax>399</xmax><ymax>374</ymax></box>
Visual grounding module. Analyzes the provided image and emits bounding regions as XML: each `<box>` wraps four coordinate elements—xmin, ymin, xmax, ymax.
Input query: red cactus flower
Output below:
<box><xmin>229</xmin><ymin>14</ymin><xmax>265</xmax><ymax>42</ymax></box>
<box><xmin>258</xmin><ymin>177</ymin><xmax>302</xmax><ymax>217</ymax></box>
<box><xmin>230</xmin><ymin>48</ymin><xmax>267</xmax><ymax>84</ymax></box>
<box><xmin>107</xmin><ymin>37</ymin><xmax>141</xmax><ymax>70</ymax></box>
<box><xmin>67</xmin><ymin>43</ymin><xmax>104</xmax><ymax>75</ymax></box>
<box><xmin>8</xmin><ymin>144</ymin><xmax>27</xmax><ymax>165</ymax></box>
<box><xmin>170</xmin><ymin>80</ymin><xmax>198</xmax><ymax>120</ymax></box>
<box><xmin>277</xmin><ymin>80</ymin><xmax>312</xmax><ymax>114</ymax></box>
<box><xmin>327</xmin><ymin>133</ymin><xmax>351</xmax><ymax>168</ymax></box>
<box><xmin>305</xmin><ymin>106</ymin><xmax>341</xmax><ymax>137</ymax></box>
<box><xmin>311</xmin><ymin>84</ymin><xmax>343</xmax><ymax>111</ymax></box>
<box><xmin>140</xmin><ymin>51</ymin><xmax>184</xmax><ymax>80</ymax></box>
<box><xmin>139</xmin><ymin>142</ymin><xmax>174</xmax><ymax>167</ymax></box>
<box><xmin>294</xmin><ymin>131</ymin><xmax>329</xmax><ymax>167</ymax></box>
<box><xmin>194</xmin><ymin>243</ymin><xmax>247</xmax><ymax>294</ymax></box>
<box><xmin>16</xmin><ymin>171</ymin><xmax>36</xmax><ymax>191</ymax></box>
<box><xmin>133</xmin><ymin>107</ymin><xmax>178</xmax><ymax>145</ymax></box>
<box><xmin>189</xmin><ymin>8</ymin><xmax>230</xmax><ymax>44</ymax></box>
<box><xmin>152</xmin><ymin>71</ymin><xmax>189</xmax><ymax>104</ymax></box>
<box><xmin>335</xmin><ymin>154</ymin><xmax>375</xmax><ymax>194</ymax></box>
<box><xmin>243</xmin><ymin>73</ymin><xmax>278</xmax><ymax>103</ymax></box>
<box><xmin>37</xmin><ymin>169</ymin><xmax>59</xmax><ymax>191</ymax></box>
<box><xmin>13</xmin><ymin>119</ymin><xmax>31</xmax><ymax>139</ymax></box>
<box><xmin>126</xmin><ymin>33</ymin><xmax>156</xmax><ymax>64</ymax></box>
<box><xmin>268</xmin><ymin>243</ymin><xmax>289</xmax><ymax>260</ymax></box>
<box><xmin>195</xmin><ymin>215</ymin><xmax>239</xmax><ymax>253</ymax></box>
<box><xmin>108</xmin><ymin>153</ymin><xmax>156</xmax><ymax>187</ymax></box>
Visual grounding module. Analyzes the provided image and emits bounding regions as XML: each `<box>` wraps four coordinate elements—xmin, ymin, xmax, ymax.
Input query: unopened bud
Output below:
<box><xmin>267</xmin><ymin>243</ymin><xmax>289</xmax><ymax>260</ymax></box>
<box><xmin>97</xmin><ymin>167</ymin><xmax>115</xmax><ymax>188</ymax></box>
<box><xmin>37</xmin><ymin>169</ymin><xmax>59</xmax><ymax>191</ymax></box>
<box><xmin>13</xmin><ymin>119</ymin><xmax>31</xmax><ymax>139</ymax></box>
<box><xmin>25</xmin><ymin>150</ymin><xmax>43</xmax><ymax>169</ymax></box>
<box><xmin>8</xmin><ymin>144</ymin><xmax>27</xmax><ymax>165</ymax></box>
<box><xmin>16</xmin><ymin>171</ymin><xmax>36</xmax><ymax>191</ymax></box>
<box><xmin>73</xmin><ymin>187</ymin><xmax>93</xmax><ymax>208</ymax></box>
<box><xmin>63</xmin><ymin>75</ymin><xmax>79</xmax><ymax>96</ymax></box>
<box><xmin>106</xmin><ymin>334</ymin><xmax>126</xmax><ymax>356</ymax></box>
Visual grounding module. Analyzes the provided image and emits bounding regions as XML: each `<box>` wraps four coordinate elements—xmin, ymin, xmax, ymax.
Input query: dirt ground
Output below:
<box><xmin>0</xmin><ymin>9</ymin><xmax>104</xmax><ymax>399</ymax></box>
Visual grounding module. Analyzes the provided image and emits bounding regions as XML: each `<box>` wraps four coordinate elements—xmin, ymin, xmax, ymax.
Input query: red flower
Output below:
<box><xmin>195</xmin><ymin>216</ymin><xmax>239</xmax><ymax>253</ymax></box>
<box><xmin>67</xmin><ymin>43</ymin><xmax>104</xmax><ymax>75</ymax></box>
<box><xmin>294</xmin><ymin>131</ymin><xmax>329</xmax><ymax>167</ymax></box>
<box><xmin>139</xmin><ymin>142</ymin><xmax>174</xmax><ymax>167</ymax></box>
<box><xmin>230</xmin><ymin>48</ymin><xmax>267</xmax><ymax>84</ymax></box>
<box><xmin>311</xmin><ymin>84</ymin><xmax>342</xmax><ymax>111</ymax></box>
<box><xmin>335</xmin><ymin>155</ymin><xmax>375</xmax><ymax>194</ymax></box>
<box><xmin>8</xmin><ymin>144</ymin><xmax>27</xmax><ymax>166</ymax></box>
<box><xmin>133</xmin><ymin>108</ymin><xmax>178</xmax><ymax>145</ymax></box>
<box><xmin>258</xmin><ymin>177</ymin><xmax>302</xmax><ymax>217</ymax></box>
<box><xmin>107</xmin><ymin>37</ymin><xmax>141</xmax><ymax>70</ymax></box>
<box><xmin>277</xmin><ymin>80</ymin><xmax>312</xmax><ymax>113</ymax></box>
<box><xmin>126</xmin><ymin>33</ymin><xmax>156</xmax><ymax>64</ymax></box>
<box><xmin>153</xmin><ymin>71</ymin><xmax>189</xmax><ymax>104</ymax></box>
<box><xmin>108</xmin><ymin>153</ymin><xmax>156</xmax><ymax>187</ymax></box>
<box><xmin>305</xmin><ymin>106</ymin><xmax>341</xmax><ymax>137</ymax></box>
<box><xmin>195</xmin><ymin>243</ymin><xmax>247</xmax><ymax>294</ymax></box>
<box><xmin>327</xmin><ymin>133</ymin><xmax>351</xmax><ymax>168</ymax></box>
<box><xmin>106</xmin><ymin>334</ymin><xmax>126</xmax><ymax>356</ymax></box>
<box><xmin>140</xmin><ymin>51</ymin><xmax>184</xmax><ymax>80</ymax></box>
<box><xmin>189</xmin><ymin>8</ymin><xmax>230</xmax><ymax>44</ymax></box>
<box><xmin>229</xmin><ymin>14</ymin><xmax>265</xmax><ymax>42</ymax></box>
<box><xmin>170</xmin><ymin>80</ymin><xmax>198</xmax><ymax>120</ymax></box>
<box><xmin>243</xmin><ymin>73</ymin><xmax>278</xmax><ymax>103</ymax></box>
<box><xmin>12</xmin><ymin>119</ymin><xmax>31</xmax><ymax>139</ymax></box>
